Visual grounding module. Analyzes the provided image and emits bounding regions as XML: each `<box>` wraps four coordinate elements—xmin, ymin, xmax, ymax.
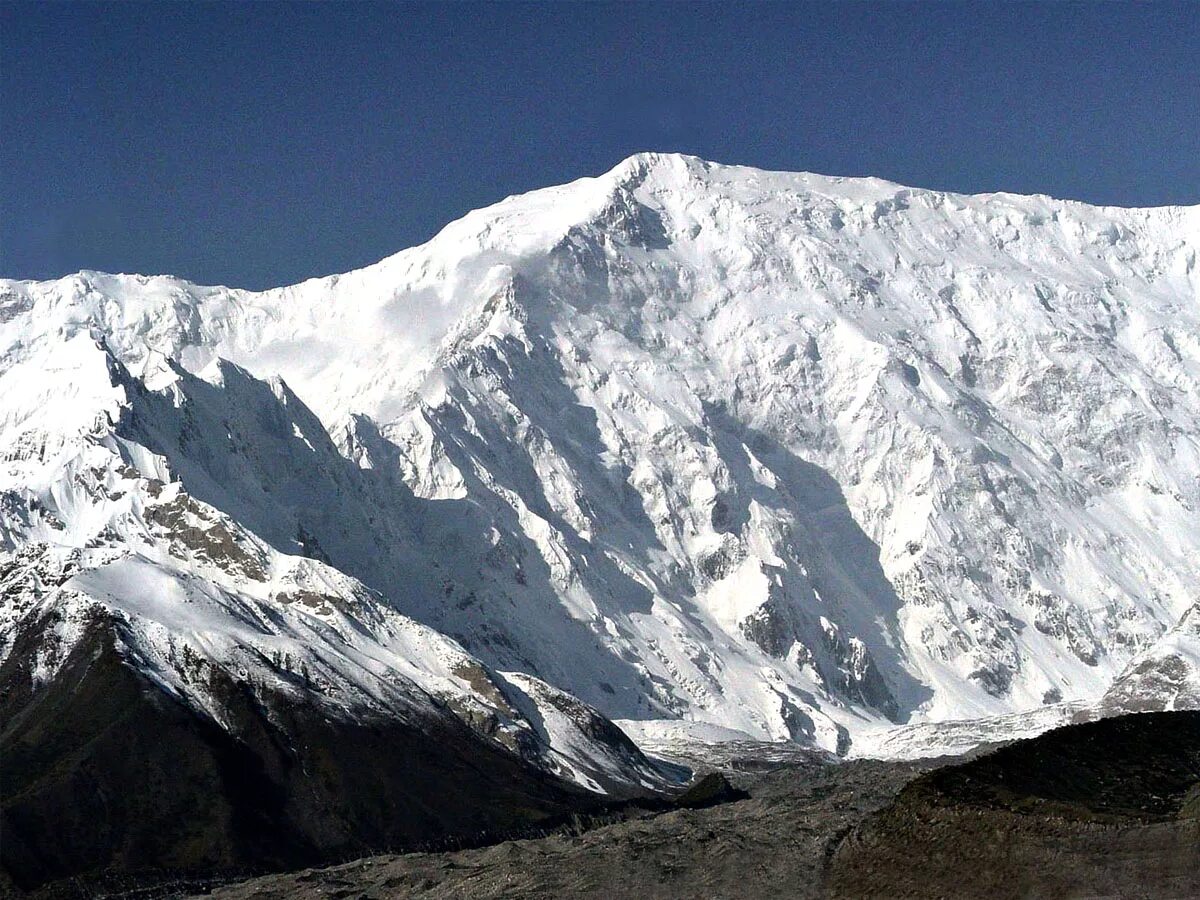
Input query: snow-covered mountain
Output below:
<box><xmin>0</xmin><ymin>360</ymin><xmax>670</xmax><ymax>802</ymax></box>
<box><xmin>2</xmin><ymin>153</ymin><xmax>1198</xmax><ymax>767</ymax></box>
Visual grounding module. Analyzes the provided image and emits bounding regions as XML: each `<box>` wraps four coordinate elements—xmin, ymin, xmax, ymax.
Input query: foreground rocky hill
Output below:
<box><xmin>833</xmin><ymin>710</ymin><xmax>1200</xmax><ymax>898</ymax></box>
<box><xmin>0</xmin><ymin>605</ymin><xmax>686</xmax><ymax>897</ymax></box>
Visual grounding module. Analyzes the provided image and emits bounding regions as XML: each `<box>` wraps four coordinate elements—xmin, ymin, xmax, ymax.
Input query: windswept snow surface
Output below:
<box><xmin>2</xmin><ymin>153</ymin><xmax>1198</xmax><ymax>758</ymax></box>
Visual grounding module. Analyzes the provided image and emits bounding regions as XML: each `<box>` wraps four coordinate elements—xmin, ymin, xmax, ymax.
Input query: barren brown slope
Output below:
<box><xmin>200</xmin><ymin>712</ymin><xmax>1200</xmax><ymax>900</ymax></box>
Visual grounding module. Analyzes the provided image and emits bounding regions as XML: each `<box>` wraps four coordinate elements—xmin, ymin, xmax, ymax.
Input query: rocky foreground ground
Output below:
<box><xmin>194</xmin><ymin>712</ymin><xmax>1199</xmax><ymax>900</ymax></box>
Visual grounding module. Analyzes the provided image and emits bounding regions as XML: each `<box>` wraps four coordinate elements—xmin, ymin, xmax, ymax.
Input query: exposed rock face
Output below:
<box><xmin>1097</xmin><ymin>602</ymin><xmax>1200</xmax><ymax>715</ymax></box>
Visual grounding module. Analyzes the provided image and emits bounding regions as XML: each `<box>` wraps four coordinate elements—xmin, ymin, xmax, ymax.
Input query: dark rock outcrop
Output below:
<box><xmin>0</xmin><ymin>613</ymin><xmax>601</xmax><ymax>897</ymax></box>
<box><xmin>830</xmin><ymin>711</ymin><xmax>1200</xmax><ymax>899</ymax></box>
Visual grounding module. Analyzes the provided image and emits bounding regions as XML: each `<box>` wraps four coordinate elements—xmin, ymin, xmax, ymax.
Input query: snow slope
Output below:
<box><xmin>0</xmin><ymin>341</ymin><xmax>670</xmax><ymax>795</ymax></box>
<box><xmin>3</xmin><ymin>153</ymin><xmax>1198</xmax><ymax>757</ymax></box>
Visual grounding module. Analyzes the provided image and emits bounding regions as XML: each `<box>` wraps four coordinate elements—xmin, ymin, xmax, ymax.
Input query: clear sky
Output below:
<box><xmin>2</xmin><ymin>1</ymin><xmax>1197</xmax><ymax>289</ymax></box>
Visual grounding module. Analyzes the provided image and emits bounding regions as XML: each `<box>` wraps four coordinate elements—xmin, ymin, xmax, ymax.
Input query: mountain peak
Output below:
<box><xmin>605</xmin><ymin>150</ymin><xmax>707</xmax><ymax>182</ymax></box>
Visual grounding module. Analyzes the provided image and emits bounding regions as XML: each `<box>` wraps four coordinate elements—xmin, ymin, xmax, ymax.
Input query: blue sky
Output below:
<box><xmin>2</xmin><ymin>1</ymin><xmax>1197</xmax><ymax>289</ymax></box>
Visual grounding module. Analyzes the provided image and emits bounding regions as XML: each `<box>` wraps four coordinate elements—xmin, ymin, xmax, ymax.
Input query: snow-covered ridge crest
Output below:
<box><xmin>4</xmin><ymin>153</ymin><xmax>1196</xmax><ymax>424</ymax></box>
<box><xmin>3</xmin><ymin>153</ymin><xmax>1199</xmax><ymax>758</ymax></box>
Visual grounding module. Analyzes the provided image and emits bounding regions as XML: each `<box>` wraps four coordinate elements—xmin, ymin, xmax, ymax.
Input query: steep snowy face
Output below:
<box><xmin>3</xmin><ymin>153</ymin><xmax>1198</xmax><ymax>755</ymax></box>
<box><xmin>0</xmin><ymin>340</ymin><xmax>670</xmax><ymax>796</ymax></box>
